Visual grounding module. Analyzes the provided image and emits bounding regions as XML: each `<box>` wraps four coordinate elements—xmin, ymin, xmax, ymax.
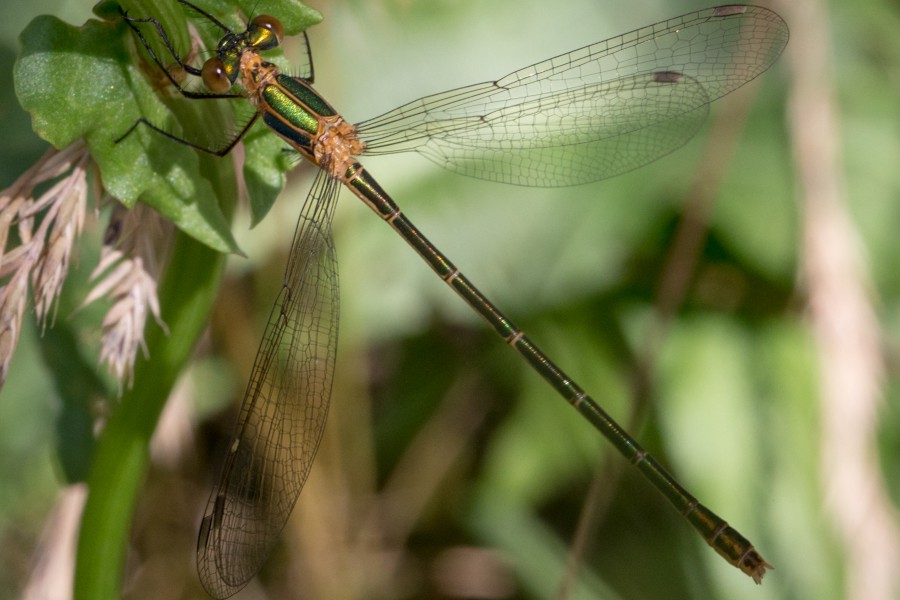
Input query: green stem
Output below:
<box><xmin>73</xmin><ymin>214</ymin><xmax>228</xmax><ymax>599</ymax></box>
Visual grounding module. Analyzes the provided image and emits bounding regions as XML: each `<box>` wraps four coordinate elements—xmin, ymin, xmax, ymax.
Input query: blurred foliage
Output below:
<box><xmin>2</xmin><ymin>0</ymin><xmax>900</xmax><ymax>599</ymax></box>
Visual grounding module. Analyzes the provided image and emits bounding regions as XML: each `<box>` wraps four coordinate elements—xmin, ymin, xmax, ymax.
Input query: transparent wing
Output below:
<box><xmin>355</xmin><ymin>5</ymin><xmax>788</xmax><ymax>186</ymax></box>
<box><xmin>197</xmin><ymin>168</ymin><xmax>341</xmax><ymax>599</ymax></box>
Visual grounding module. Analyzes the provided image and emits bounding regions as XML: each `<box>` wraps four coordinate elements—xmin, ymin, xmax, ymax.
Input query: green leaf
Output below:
<box><xmin>14</xmin><ymin>11</ymin><xmax>238</xmax><ymax>252</ymax></box>
<box><xmin>13</xmin><ymin>0</ymin><xmax>322</xmax><ymax>253</ymax></box>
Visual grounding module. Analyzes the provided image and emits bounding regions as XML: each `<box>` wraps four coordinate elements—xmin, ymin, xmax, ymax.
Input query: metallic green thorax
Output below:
<box><xmin>258</xmin><ymin>73</ymin><xmax>342</xmax><ymax>162</ymax></box>
<box><xmin>262</xmin><ymin>75</ymin><xmax>335</xmax><ymax>136</ymax></box>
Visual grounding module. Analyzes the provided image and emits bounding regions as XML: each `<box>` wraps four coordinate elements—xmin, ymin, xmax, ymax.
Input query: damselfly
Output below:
<box><xmin>116</xmin><ymin>2</ymin><xmax>788</xmax><ymax>597</ymax></box>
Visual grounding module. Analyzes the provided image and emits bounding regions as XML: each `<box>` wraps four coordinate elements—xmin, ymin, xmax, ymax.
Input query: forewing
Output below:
<box><xmin>197</xmin><ymin>168</ymin><xmax>341</xmax><ymax>599</ymax></box>
<box><xmin>355</xmin><ymin>5</ymin><xmax>788</xmax><ymax>186</ymax></box>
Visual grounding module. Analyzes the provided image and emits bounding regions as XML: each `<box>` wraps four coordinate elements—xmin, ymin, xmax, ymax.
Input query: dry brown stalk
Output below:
<box><xmin>0</xmin><ymin>141</ymin><xmax>90</xmax><ymax>388</ymax></box>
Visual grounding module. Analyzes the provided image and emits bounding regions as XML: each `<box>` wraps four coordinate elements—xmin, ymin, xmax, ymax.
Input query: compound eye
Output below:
<box><xmin>201</xmin><ymin>58</ymin><xmax>231</xmax><ymax>93</ymax></box>
<box><xmin>250</xmin><ymin>15</ymin><xmax>284</xmax><ymax>49</ymax></box>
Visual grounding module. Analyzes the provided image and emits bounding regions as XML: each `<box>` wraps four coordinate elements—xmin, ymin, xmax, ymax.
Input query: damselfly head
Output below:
<box><xmin>201</xmin><ymin>15</ymin><xmax>284</xmax><ymax>93</ymax></box>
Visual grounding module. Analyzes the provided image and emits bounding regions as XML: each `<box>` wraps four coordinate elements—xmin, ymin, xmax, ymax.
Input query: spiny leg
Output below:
<box><xmin>113</xmin><ymin>112</ymin><xmax>260</xmax><ymax>156</ymax></box>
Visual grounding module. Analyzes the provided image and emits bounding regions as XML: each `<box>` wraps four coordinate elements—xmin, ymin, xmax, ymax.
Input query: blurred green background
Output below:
<box><xmin>2</xmin><ymin>0</ymin><xmax>900</xmax><ymax>599</ymax></box>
